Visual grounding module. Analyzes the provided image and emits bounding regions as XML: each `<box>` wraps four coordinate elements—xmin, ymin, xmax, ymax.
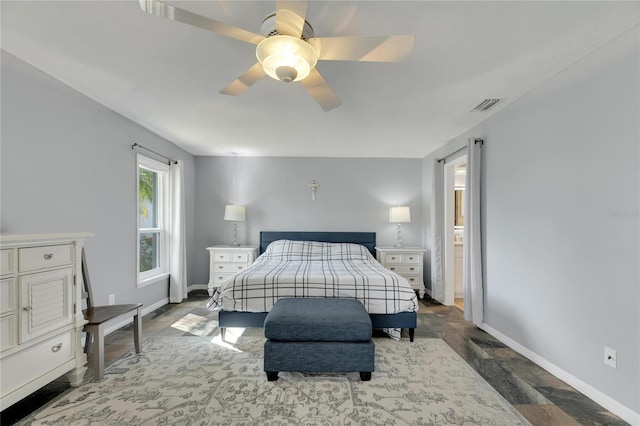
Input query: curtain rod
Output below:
<box><xmin>132</xmin><ymin>143</ymin><xmax>177</xmax><ymax>165</ymax></box>
<box><xmin>436</xmin><ymin>139</ymin><xmax>483</xmax><ymax>163</ymax></box>
<box><xmin>437</xmin><ymin>146</ymin><xmax>466</xmax><ymax>163</ymax></box>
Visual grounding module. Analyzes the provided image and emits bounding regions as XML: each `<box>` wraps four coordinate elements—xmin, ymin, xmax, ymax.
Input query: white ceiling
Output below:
<box><xmin>2</xmin><ymin>1</ymin><xmax>638</xmax><ymax>158</ymax></box>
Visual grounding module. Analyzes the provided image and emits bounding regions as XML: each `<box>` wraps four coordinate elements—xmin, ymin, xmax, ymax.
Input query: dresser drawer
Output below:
<box><xmin>1</xmin><ymin>330</ymin><xmax>73</xmax><ymax>397</ymax></box>
<box><xmin>1</xmin><ymin>250</ymin><xmax>16</xmax><ymax>276</ymax></box>
<box><xmin>18</xmin><ymin>244</ymin><xmax>74</xmax><ymax>273</ymax></box>
<box><xmin>214</xmin><ymin>263</ymin><xmax>248</xmax><ymax>273</ymax></box>
<box><xmin>1</xmin><ymin>279</ymin><xmax>16</xmax><ymax>315</ymax></box>
<box><xmin>0</xmin><ymin>315</ymin><xmax>17</xmax><ymax>352</ymax></box>
<box><xmin>387</xmin><ymin>265</ymin><xmax>421</xmax><ymax>275</ymax></box>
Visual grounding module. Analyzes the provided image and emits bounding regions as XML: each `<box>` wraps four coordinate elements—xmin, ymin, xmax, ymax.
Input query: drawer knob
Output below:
<box><xmin>218</xmin><ymin>276</ymin><xmax>224</xmax><ymax>280</ymax></box>
<box><xmin>23</xmin><ymin>306</ymin><xmax>32</xmax><ymax>312</ymax></box>
<box><xmin>237</xmin><ymin>266</ymin><xmax>243</xmax><ymax>270</ymax></box>
<box><xmin>409</xmin><ymin>278</ymin><xmax>415</xmax><ymax>282</ymax></box>
<box><xmin>218</xmin><ymin>266</ymin><xmax>224</xmax><ymax>269</ymax></box>
<box><xmin>51</xmin><ymin>343</ymin><xmax>63</xmax><ymax>353</ymax></box>
<box><xmin>410</xmin><ymin>267</ymin><xmax>415</xmax><ymax>271</ymax></box>
<box><xmin>390</xmin><ymin>267</ymin><xmax>396</xmax><ymax>271</ymax></box>
<box><xmin>44</xmin><ymin>253</ymin><xmax>54</xmax><ymax>260</ymax></box>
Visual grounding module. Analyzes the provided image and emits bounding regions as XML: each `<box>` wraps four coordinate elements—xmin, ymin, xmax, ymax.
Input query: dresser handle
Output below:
<box><xmin>51</xmin><ymin>343</ymin><xmax>63</xmax><ymax>353</ymax></box>
<box><xmin>218</xmin><ymin>266</ymin><xmax>224</xmax><ymax>269</ymax></box>
<box><xmin>23</xmin><ymin>306</ymin><xmax>32</xmax><ymax>312</ymax></box>
<box><xmin>237</xmin><ymin>266</ymin><xmax>243</xmax><ymax>270</ymax></box>
<box><xmin>217</xmin><ymin>276</ymin><xmax>224</xmax><ymax>280</ymax></box>
<box><xmin>409</xmin><ymin>267</ymin><xmax>415</xmax><ymax>271</ymax></box>
<box><xmin>44</xmin><ymin>253</ymin><xmax>54</xmax><ymax>260</ymax></box>
<box><xmin>390</xmin><ymin>267</ymin><xmax>396</xmax><ymax>271</ymax></box>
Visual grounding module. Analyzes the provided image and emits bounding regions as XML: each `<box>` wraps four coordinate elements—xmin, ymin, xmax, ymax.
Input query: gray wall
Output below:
<box><xmin>423</xmin><ymin>27</ymin><xmax>639</xmax><ymax>412</ymax></box>
<box><xmin>192</xmin><ymin>156</ymin><xmax>423</xmax><ymax>285</ymax></box>
<box><xmin>1</xmin><ymin>51</ymin><xmax>197</xmax><ymax>308</ymax></box>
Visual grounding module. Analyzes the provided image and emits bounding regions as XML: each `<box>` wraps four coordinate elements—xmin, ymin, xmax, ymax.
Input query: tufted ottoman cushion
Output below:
<box><xmin>264</xmin><ymin>298</ymin><xmax>372</xmax><ymax>342</ymax></box>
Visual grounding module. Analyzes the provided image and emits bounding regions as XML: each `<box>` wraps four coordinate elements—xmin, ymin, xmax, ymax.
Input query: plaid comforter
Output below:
<box><xmin>207</xmin><ymin>240</ymin><xmax>419</xmax><ymax>315</ymax></box>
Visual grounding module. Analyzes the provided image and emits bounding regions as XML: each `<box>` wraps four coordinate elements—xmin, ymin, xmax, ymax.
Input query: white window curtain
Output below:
<box><xmin>169</xmin><ymin>160</ymin><xmax>187</xmax><ymax>303</ymax></box>
<box><xmin>463</xmin><ymin>138</ymin><xmax>484</xmax><ymax>325</ymax></box>
<box><xmin>430</xmin><ymin>158</ymin><xmax>445</xmax><ymax>303</ymax></box>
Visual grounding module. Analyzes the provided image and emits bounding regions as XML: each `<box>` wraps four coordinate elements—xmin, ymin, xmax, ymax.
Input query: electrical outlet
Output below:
<box><xmin>604</xmin><ymin>347</ymin><xmax>617</xmax><ymax>368</ymax></box>
<box><xmin>108</xmin><ymin>294</ymin><xmax>115</xmax><ymax>305</ymax></box>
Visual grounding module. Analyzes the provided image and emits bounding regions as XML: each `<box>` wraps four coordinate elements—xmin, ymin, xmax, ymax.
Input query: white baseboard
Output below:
<box><xmin>480</xmin><ymin>322</ymin><xmax>640</xmax><ymax>426</ymax></box>
<box><xmin>188</xmin><ymin>284</ymin><xmax>208</xmax><ymax>292</ymax></box>
<box><xmin>103</xmin><ymin>298</ymin><xmax>169</xmax><ymax>336</ymax></box>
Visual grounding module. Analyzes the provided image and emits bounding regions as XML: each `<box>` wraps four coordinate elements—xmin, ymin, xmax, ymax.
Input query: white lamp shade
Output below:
<box><xmin>389</xmin><ymin>206</ymin><xmax>411</xmax><ymax>223</ymax></box>
<box><xmin>224</xmin><ymin>205</ymin><xmax>246</xmax><ymax>222</ymax></box>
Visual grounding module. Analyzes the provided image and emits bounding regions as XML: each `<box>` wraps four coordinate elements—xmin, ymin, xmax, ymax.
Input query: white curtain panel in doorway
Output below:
<box><xmin>463</xmin><ymin>138</ymin><xmax>484</xmax><ymax>325</ymax></box>
<box><xmin>169</xmin><ymin>160</ymin><xmax>188</xmax><ymax>303</ymax></box>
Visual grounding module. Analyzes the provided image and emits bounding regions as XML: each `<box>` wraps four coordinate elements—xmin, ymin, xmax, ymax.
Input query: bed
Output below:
<box><xmin>207</xmin><ymin>231</ymin><xmax>418</xmax><ymax>341</ymax></box>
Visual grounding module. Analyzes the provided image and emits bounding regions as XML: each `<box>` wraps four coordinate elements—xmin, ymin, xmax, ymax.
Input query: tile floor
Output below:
<box><xmin>1</xmin><ymin>291</ymin><xmax>628</xmax><ymax>425</ymax></box>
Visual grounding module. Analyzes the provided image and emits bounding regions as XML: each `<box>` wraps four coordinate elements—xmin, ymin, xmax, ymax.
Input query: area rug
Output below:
<box><xmin>19</xmin><ymin>336</ymin><xmax>530</xmax><ymax>425</ymax></box>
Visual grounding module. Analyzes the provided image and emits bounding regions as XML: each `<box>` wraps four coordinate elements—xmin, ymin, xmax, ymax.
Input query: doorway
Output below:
<box><xmin>443</xmin><ymin>155</ymin><xmax>466</xmax><ymax>309</ymax></box>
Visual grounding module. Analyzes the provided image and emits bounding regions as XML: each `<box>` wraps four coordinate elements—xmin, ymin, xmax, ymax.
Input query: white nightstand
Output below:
<box><xmin>206</xmin><ymin>245</ymin><xmax>258</xmax><ymax>296</ymax></box>
<box><xmin>375</xmin><ymin>247</ymin><xmax>426</xmax><ymax>299</ymax></box>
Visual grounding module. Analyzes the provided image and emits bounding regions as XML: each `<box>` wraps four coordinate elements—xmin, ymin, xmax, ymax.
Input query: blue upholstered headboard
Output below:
<box><xmin>259</xmin><ymin>232</ymin><xmax>377</xmax><ymax>256</ymax></box>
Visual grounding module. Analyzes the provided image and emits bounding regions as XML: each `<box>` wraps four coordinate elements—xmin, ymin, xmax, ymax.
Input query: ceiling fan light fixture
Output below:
<box><xmin>256</xmin><ymin>35</ymin><xmax>317</xmax><ymax>83</ymax></box>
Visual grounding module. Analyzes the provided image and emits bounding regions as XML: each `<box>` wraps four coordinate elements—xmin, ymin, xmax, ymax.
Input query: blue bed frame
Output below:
<box><xmin>218</xmin><ymin>231</ymin><xmax>417</xmax><ymax>341</ymax></box>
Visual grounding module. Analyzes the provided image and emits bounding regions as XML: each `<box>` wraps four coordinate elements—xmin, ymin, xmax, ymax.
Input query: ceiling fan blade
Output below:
<box><xmin>300</xmin><ymin>69</ymin><xmax>342</xmax><ymax>112</ymax></box>
<box><xmin>309</xmin><ymin>35</ymin><xmax>415</xmax><ymax>62</ymax></box>
<box><xmin>276</xmin><ymin>0</ymin><xmax>309</xmax><ymax>38</ymax></box>
<box><xmin>220</xmin><ymin>63</ymin><xmax>266</xmax><ymax>96</ymax></box>
<box><xmin>139</xmin><ymin>0</ymin><xmax>265</xmax><ymax>45</ymax></box>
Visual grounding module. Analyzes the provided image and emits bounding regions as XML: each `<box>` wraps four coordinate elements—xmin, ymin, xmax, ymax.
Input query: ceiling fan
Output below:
<box><xmin>139</xmin><ymin>0</ymin><xmax>415</xmax><ymax>111</ymax></box>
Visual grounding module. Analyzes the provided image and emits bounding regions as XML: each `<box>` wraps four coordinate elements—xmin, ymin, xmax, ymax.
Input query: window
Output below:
<box><xmin>137</xmin><ymin>155</ymin><xmax>170</xmax><ymax>286</ymax></box>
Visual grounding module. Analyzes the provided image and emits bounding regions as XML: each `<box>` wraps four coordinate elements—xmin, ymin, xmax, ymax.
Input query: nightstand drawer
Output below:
<box><xmin>212</xmin><ymin>252</ymin><xmax>231</xmax><ymax>262</ymax></box>
<box><xmin>212</xmin><ymin>273</ymin><xmax>233</xmax><ymax>286</ymax></box>
<box><xmin>230</xmin><ymin>252</ymin><xmax>249</xmax><ymax>263</ymax></box>
<box><xmin>405</xmin><ymin>275</ymin><xmax>421</xmax><ymax>286</ymax></box>
<box><xmin>214</xmin><ymin>263</ymin><xmax>248</xmax><ymax>273</ymax></box>
<box><xmin>387</xmin><ymin>265</ymin><xmax>421</xmax><ymax>275</ymax></box>
<box><xmin>383</xmin><ymin>253</ymin><xmax>404</xmax><ymax>264</ymax></box>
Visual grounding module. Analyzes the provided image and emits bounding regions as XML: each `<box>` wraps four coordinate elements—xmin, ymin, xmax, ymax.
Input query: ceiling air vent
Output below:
<box><xmin>470</xmin><ymin>98</ymin><xmax>503</xmax><ymax>112</ymax></box>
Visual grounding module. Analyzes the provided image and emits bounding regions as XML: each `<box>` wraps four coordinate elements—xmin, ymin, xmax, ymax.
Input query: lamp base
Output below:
<box><xmin>395</xmin><ymin>223</ymin><xmax>403</xmax><ymax>248</ymax></box>
<box><xmin>230</xmin><ymin>222</ymin><xmax>240</xmax><ymax>247</ymax></box>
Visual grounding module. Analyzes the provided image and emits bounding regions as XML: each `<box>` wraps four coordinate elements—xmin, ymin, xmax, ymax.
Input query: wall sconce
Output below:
<box><xmin>224</xmin><ymin>205</ymin><xmax>246</xmax><ymax>247</ymax></box>
<box><xmin>389</xmin><ymin>206</ymin><xmax>411</xmax><ymax>248</ymax></box>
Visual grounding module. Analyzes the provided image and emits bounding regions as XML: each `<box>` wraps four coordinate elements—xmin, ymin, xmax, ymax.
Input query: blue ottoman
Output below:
<box><xmin>264</xmin><ymin>298</ymin><xmax>375</xmax><ymax>381</ymax></box>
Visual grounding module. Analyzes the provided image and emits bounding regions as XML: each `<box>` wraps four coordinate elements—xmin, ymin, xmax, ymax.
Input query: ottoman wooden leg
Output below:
<box><xmin>266</xmin><ymin>371</ymin><xmax>279</xmax><ymax>381</ymax></box>
<box><xmin>360</xmin><ymin>372</ymin><xmax>372</xmax><ymax>381</ymax></box>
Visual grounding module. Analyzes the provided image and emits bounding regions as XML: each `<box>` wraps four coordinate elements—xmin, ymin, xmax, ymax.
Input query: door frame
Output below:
<box><xmin>443</xmin><ymin>154</ymin><xmax>466</xmax><ymax>306</ymax></box>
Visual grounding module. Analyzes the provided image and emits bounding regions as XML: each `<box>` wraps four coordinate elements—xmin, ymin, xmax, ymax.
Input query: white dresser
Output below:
<box><xmin>0</xmin><ymin>233</ymin><xmax>92</xmax><ymax>409</ymax></box>
<box><xmin>207</xmin><ymin>246</ymin><xmax>258</xmax><ymax>296</ymax></box>
<box><xmin>375</xmin><ymin>247</ymin><xmax>426</xmax><ymax>299</ymax></box>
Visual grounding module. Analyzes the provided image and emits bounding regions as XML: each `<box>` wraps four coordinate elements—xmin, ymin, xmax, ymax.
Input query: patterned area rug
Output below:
<box><xmin>19</xmin><ymin>336</ymin><xmax>530</xmax><ymax>425</ymax></box>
